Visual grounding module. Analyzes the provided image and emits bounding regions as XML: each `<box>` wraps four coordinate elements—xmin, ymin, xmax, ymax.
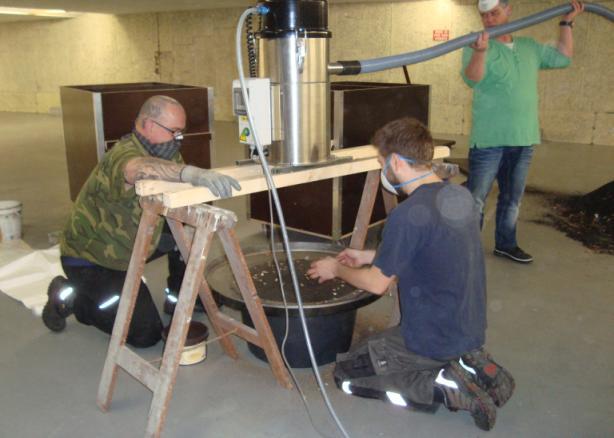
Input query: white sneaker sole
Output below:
<box><xmin>493</xmin><ymin>249</ymin><xmax>533</xmax><ymax>263</ymax></box>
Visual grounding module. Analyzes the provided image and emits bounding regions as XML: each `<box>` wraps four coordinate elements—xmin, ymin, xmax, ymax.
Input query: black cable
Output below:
<box><xmin>246</xmin><ymin>13</ymin><xmax>258</xmax><ymax>78</ymax></box>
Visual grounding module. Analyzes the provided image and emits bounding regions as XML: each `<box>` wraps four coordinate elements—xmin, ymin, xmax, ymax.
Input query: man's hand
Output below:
<box><xmin>465</xmin><ymin>31</ymin><xmax>489</xmax><ymax>82</ymax></box>
<box><xmin>336</xmin><ymin>248</ymin><xmax>375</xmax><ymax>268</ymax></box>
<box><xmin>471</xmin><ymin>31</ymin><xmax>489</xmax><ymax>52</ymax></box>
<box><xmin>307</xmin><ymin>257</ymin><xmax>339</xmax><ymax>284</ymax></box>
<box><xmin>558</xmin><ymin>1</ymin><xmax>583</xmax><ymax>57</ymax></box>
<box><xmin>180</xmin><ymin>165</ymin><xmax>241</xmax><ymax>198</ymax></box>
<box><xmin>564</xmin><ymin>0</ymin><xmax>584</xmax><ymax>21</ymax></box>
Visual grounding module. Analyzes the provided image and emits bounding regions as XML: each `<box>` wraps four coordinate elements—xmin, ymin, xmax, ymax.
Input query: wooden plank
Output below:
<box><xmin>164</xmin><ymin>202</ymin><xmax>238</xmax><ymax>229</ymax></box>
<box><xmin>136</xmin><ymin>155</ymin><xmax>379</xmax><ymax>200</ymax></box>
<box><xmin>217</xmin><ymin>226</ymin><xmax>293</xmax><ymax>389</ymax></box>
<box><xmin>382</xmin><ymin>189</ymin><xmax>398</xmax><ymax>214</ymax></box>
<box><xmin>334</xmin><ymin>144</ymin><xmax>449</xmax><ymax>160</ymax></box>
<box><xmin>349</xmin><ymin>170</ymin><xmax>380</xmax><ymax>250</ymax></box>
<box><xmin>146</xmin><ymin>214</ymin><xmax>218</xmax><ymax>438</ymax></box>
<box><xmin>164</xmin><ymin>158</ymin><xmax>378</xmax><ymax>208</ymax></box>
<box><xmin>166</xmin><ymin>217</ymin><xmax>239</xmax><ymax>360</ymax></box>
<box><xmin>116</xmin><ymin>346</ymin><xmax>159</xmax><ymax>392</ymax></box>
<box><xmin>97</xmin><ymin>207</ymin><xmax>158</xmax><ymax>412</ymax></box>
<box><xmin>135</xmin><ymin>145</ymin><xmax>451</xmax><ymax>205</ymax></box>
<box><xmin>215</xmin><ymin>312</ymin><xmax>261</xmax><ymax>347</ymax></box>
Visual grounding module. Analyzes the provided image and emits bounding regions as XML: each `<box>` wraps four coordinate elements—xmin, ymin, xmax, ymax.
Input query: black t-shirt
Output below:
<box><xmin>373</xmin><ymin>182</ymin><xmax>486</xmax><ymax>360</ymax></box>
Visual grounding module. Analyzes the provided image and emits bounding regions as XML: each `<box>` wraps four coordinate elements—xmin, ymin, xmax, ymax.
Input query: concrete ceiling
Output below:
<box><xmin>0</xmin><ymin>0</ymin><xmax>414</xmax><ymax>16</ymax></box>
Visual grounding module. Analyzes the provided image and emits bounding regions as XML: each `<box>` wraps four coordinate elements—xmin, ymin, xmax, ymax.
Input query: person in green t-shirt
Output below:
<box><xmin>42</xmin><ymin>95</ymin><xmax>241</xmax><ymax>347</ymax></box>
<box><xmin>461</xmin><ymin>0</ymin><xmax>584</xmax><ymax>263</ymax></box>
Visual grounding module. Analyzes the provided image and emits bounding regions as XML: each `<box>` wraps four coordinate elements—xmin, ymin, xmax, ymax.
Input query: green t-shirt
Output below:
<box><xmin>461</xmin><ymin>37</ymin><xmax>571</xmax><ymax>148</ymax></box>
<box><xmin>61</xmin><ymin>134</ymin><xmax>183</xmax><ymax>271</ymax></box>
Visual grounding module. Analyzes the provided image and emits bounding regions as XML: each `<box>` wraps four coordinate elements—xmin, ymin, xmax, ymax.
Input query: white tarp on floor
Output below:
<box><xmin>0</xmin><ymin>240</ymin><xmax>62</xmax><ymax>315</ymax></box>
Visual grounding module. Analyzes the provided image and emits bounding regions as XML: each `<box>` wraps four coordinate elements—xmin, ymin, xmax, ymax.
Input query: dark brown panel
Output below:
<box><xmin>60</xmin><ymin>87</ymin><xmax>100</xmax><ymax>201</ymax></box>
<box><xmin>101</xmin><ymin>88</ymin><xmax>209</xmax><ymax>140</ymax></box>
<box><xmin>336</xmin><ymin>82</ymin><xmax>429</xmax><ymax>233</ymax></box>
<box><xmin>250</xmin><ymin>180</ymin><xmax>334</xmax><ymax>236</ymax></box>
<box><xmin>70</xmin><ymin>83</ymin><xmax>193</xmax><ymax>93</ymax></box>
<box><xmin>179</xmin><ymin>134</ymin><xmax>212</xmax><ymax>169</ymax></box>
<box><xmin>338</xmin><ymin>84</ymin><xmax>429</xmax><ymax>148</ymax></box>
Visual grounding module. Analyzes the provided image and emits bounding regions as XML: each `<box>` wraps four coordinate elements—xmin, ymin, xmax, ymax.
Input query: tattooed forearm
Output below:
<box><xmin>124</xmin><ymin>157</ymin><xmax>185</xmax><ymax>185</ymax></box>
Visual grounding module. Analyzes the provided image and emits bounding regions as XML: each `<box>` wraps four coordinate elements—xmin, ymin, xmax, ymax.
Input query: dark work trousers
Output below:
<box><xmin>334</xmin><ymin>326</ymin><xmax>448</xmax><ymax>407</ymax></box>
<box><xmin>61</xmin><ymin>229</ymin><xmax>185</xmax><ymax>348</ymax></box>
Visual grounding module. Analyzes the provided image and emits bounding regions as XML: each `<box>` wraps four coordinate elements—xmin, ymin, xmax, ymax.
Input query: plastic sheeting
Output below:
<box><xmin>0</xmin><ymin>240</ymin><xmax>63</xmax><ymax>315</ymax></box>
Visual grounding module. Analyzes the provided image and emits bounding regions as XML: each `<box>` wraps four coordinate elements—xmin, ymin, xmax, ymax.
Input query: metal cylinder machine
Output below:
<box><xmin>235</xmin><ymin>0</ymin><xmax>333</xmax><ymax>168</ymax></box>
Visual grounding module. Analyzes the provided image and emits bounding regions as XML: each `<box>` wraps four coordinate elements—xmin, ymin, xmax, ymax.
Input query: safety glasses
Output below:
<box><xmin>150</xmin><ymin>119</ymin><xmax>184</xmax><ymax>141</ymax></box>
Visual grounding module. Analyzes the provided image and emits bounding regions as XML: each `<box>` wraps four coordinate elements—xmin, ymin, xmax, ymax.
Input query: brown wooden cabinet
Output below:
<box><xmin>60</xmin><ymin>82</ymin><xmax>213</xmax><ymax>200</ymax></box>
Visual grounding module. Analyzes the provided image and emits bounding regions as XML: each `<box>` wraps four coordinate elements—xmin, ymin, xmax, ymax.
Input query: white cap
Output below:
<box><xmin>478</xmin><ymin>0</ymin><xmax>506</xmax><ymax>13</ymax></box>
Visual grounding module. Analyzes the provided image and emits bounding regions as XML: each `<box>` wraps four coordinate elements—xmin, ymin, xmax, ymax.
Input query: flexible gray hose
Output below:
<box><xmin>236</xmin><ymin>8</ymin><xmax>351</xmax><ymax>438</ymax></box>
<box><xmin>335</xmin><ymin>2</ymin><xmax>613</xmax><ymax>75</ymax></box>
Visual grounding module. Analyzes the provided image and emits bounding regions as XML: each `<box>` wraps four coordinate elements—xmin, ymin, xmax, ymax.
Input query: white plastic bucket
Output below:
<box><xmin>0</xmin><ymin>200</ymin><xmax>22</xmax><ymax>242</ymax></box>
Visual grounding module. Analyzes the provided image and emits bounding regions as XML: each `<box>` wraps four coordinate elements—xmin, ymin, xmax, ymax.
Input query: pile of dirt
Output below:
<box><xmin>541</xmin><ymin>181</ymin><xmax>614</xmax><ymax>254</ymax></box>
<box><xmin>249</xmin><ymin>257</ymin><xmax>362</xmax><ymax>304</ymax></box>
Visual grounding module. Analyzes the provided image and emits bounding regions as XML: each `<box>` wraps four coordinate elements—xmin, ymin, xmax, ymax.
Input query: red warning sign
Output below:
<box><xmin>433</xmin><ymin>29</ymin><xmax>450</xmax><ymax>41</ymax></box>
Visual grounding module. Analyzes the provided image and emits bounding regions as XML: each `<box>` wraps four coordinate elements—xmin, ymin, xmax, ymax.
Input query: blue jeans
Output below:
<box><xmin>466</xmin><ymin>145</ymin><xmax>534</xmax><ymax>250</ymax></box>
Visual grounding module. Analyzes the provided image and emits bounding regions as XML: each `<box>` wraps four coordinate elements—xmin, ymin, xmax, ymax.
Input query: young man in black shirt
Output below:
<box><xmin>308</xmin><ymin>118</ymin><xmax>514</xmax><ymax>431</ymax></box>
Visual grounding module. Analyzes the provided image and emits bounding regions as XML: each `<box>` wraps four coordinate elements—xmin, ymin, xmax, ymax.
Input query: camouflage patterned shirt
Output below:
<box><xmin>60</xmin><ymin>133</ymin><xmax>183</xmax><ymax>271</ymax></box>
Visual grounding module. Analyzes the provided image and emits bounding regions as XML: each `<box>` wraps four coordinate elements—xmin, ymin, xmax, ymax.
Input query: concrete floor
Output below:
<box><xmin>0</xmin><ymin>112</ymin><xmax>612</xmax><ymax>437</ymax></box>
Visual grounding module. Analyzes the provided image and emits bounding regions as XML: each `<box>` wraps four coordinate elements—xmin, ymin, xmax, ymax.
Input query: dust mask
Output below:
<box><xmin>380</xmin><ymin>154</ymin><xmax>434</xmax><ymax>195</ymax></box>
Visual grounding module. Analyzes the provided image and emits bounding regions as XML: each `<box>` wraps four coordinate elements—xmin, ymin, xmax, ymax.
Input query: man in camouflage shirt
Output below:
<box><xmin>42</xmin><ymin>95</ymin><xmax>240</xmax><ymax>347</ymax></box>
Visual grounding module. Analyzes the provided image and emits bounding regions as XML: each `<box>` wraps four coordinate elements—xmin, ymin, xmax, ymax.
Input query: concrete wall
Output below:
<box><xmin>0</xmin><ymin>0</ymin><xmax>612</xmax><ymax>145</ymax></box>
<box><xmin>0</xmin><ymin>14</ymin><xmax>159</xmax><ymax>113</ymax></box>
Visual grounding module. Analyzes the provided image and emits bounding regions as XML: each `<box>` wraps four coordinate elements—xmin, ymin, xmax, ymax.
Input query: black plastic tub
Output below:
<box><xmin>205</xmin><ymin>242</ymin><xmax>379</xmax><ymax>368</ymax></box>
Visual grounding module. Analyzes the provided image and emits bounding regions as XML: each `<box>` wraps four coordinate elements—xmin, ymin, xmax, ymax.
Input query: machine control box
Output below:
<box><xmin>232</xmin><ymin>78</ymin><xmax>272</xmax><ymax>147</ymax></box>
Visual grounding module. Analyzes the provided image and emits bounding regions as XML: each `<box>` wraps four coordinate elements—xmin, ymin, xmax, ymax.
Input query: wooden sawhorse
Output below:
<box><xmin>96</xmin><ymin>196</ymin><xmax>292</xmax><ymax>437</ymax></box>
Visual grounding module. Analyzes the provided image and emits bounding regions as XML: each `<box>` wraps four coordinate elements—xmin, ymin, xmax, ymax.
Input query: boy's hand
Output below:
<box><xmin>307</xmin><ymin>257</ymin><xmax>339</xmax><ymax>284</ymax></box>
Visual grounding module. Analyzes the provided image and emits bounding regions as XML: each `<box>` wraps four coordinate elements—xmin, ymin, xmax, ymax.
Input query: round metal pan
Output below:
<box><xmin>205</xmin><ymin>242</ymin><xmax>379</xmax><ymax>316</ymax></box>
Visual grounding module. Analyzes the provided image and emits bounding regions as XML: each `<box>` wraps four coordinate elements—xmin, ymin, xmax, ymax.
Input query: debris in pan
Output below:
<box><xmin>535</xmin><ymin>181</ymin><xmax>614</xmax><ymax>254</ymax></box>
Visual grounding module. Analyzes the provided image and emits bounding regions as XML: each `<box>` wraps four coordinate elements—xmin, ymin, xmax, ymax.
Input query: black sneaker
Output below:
<box><xmin>494</xmin><ymin>246</ymin><xmax>533</xmax><ymax>263</ymax></box>
<box><xmin>460</xmin><ymin>348</ymin><xmax>515</xmax><ymax>407</ymax></box>
<box><xmin>42</xmin><ymin>276</ymin><xmax>74</xmax><ymax>332</ymax></box>
<box><xmin>434</xmin><ymin>361</ymin><xmax>497</xmax><ymax>431</ymax></box>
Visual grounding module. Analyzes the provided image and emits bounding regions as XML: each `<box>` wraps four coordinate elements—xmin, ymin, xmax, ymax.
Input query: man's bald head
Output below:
<box><xmin>136</xmin><ymin>95</ymin><xmax>184</xmax><ymax>126</ymax></box>
<box><xmin>134</xmin><ymin>95</ymin><xmax>186</xmax><ymax>144</ymax></box>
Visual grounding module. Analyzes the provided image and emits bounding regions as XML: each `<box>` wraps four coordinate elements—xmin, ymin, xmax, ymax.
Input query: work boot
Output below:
<box><xmin>434</xmin><ymin>361</ymin><xmax>497</xmax><ymax>431</ymax></box>
<box><xmin>460</xmin><ymin>348</ymin><xmax>515</xmax><ymax>407</ymax></box>
<box><xmin>42</xmin><ymin>276</ymin><xmax>74</xmax><ymax>332</ymax></box>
